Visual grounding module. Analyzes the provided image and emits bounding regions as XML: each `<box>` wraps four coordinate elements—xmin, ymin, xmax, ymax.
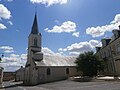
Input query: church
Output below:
<box><xmin>23</xmin><ymin>14</ymin><xmax>80</xmax><ymax>85</ymax></box>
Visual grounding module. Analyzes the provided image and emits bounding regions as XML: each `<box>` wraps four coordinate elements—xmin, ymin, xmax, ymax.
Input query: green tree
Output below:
<box><xmin>75</xmin><ymin>51</ymin><xmax>105</xmax><ymax>77</ymax></box>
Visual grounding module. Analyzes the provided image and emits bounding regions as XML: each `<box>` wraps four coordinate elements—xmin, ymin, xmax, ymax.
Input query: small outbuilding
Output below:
<box><xmin>15</xmin><ymin>66</ymin><xmax>25</xmax><ymax>82</ymax></box>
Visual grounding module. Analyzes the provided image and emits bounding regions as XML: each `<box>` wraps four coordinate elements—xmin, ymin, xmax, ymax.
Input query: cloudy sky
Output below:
<box><xmin>0</xmin><ymin>0</ymin><xmax>120</xmax><ymax>71</ymax></box>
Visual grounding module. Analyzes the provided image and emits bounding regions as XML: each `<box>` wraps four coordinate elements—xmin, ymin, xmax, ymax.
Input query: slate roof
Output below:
<box><xmin>31</xmin><ymin>13</ymin><xmax>39</xmax><ymax>34</ymax></box>
<box><xmin>34</xmin><ymin>55</ymin><xmax>77</xmax><ymax>66</ymax></box>
<box><xmin>16</xmin><ymin>66</ymin><xmax>25</xmax><ymax>72</ymax></box>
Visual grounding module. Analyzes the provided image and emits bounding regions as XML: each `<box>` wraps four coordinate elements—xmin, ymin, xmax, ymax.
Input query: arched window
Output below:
<box><xmin>34</xmin><ymin>38</ymin><xmax>37</xmax><ymax>46</ymax></box>
<box><xmin>66</xmin><ymin>68</ymin><xmax>69</xmax><ymax>74</ymax></box>
<box><xmin>47</xmin><ymin>68</ymin><xmax>51</xmax><ymax>75</ymax></box>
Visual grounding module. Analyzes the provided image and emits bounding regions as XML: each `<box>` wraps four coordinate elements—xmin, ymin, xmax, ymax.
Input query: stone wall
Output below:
<box><xmin>35</xmin><ymin>66</ymin><xmax>79</xmax><ymax>84</ymax></box>
<box><xmin>0</xmin><ymin>67</ymin><xmax>3</xmax><ymax>84</ymax></box>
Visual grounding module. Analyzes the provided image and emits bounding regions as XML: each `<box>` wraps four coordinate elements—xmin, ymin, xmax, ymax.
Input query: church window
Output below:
<box><xmin>47</xmin><ymin>68</ymin><xmax>51</xmax><ymax>75</ymax></box>
<box><xmin>34</xmin><ymin>38</ymin><xmax>37</xmax><ymax>46</ymax></box>
<box><xmin>66</xmin><ymin>68</ymin><xmax>69</xmax><ymax>74</ymax></box>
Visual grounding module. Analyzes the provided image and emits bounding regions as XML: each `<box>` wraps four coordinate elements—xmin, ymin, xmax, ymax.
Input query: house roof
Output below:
<box><xmin>15</xmin><ymin>66</ymin><xmax>25</xmax><ymax>72</ymax></box>
<box><xmin>34</xmin><ymin>55</ymin><xmax>77</xmax><ymax>66</ymax></box>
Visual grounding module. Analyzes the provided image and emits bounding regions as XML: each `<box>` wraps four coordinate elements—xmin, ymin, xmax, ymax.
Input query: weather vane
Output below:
<box><xmin>35</xmin><ymin>4</ymin><xmax>37</xmax><ymax>15</ymax></box>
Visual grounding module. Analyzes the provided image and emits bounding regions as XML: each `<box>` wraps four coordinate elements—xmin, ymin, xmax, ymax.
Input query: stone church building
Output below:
<box><xmin>23</xmin><ymin>14</ymin><xmax>79</xmax><ymax>85</ymax></box>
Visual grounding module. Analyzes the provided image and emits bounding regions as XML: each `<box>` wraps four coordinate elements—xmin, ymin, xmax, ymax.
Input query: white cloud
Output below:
<box><xmin>54</xmin><ymin>20</ymin><xmax>60</xmax><ymax>25</ymax></box>
<box><xmin>111</xmin><ymin>14</ymin><xmax>120</xmax><ymax>23</ymax></box>
<box><xmin>4</xmin><ymin>50</ymin><xmax>14</xmax><ymax>53</ymax></box>
<box><xmin>0</xmin><ymin>46</ymin><xmax>27</xmax><ymax>71</ymax></box>
<box><xmin>89</xmin><ymin>40</ymin><xmax>102</xmax><ymax>48</ymax></box>
<box><xmin>58</xmin><ymin>40</ymin><xmax>102</xmax><ymax>55</ymax></box>
<box><xmin>0</xmin><ymin>4</ymin><xmax>12</xmax><ymax>29</ymax></box>
<box><xmin>69</xmin><ymin>52</ymin><xmax>80</xmax><ymax>55</ymax></box>
<box><xmin>45</xmin><ymin>21</ymin><xmax>79</xmax><ymax>37</ymax></box>
<box><xmin>30</xmin><ymin>0</ymin><xmax>68</xmax><ymax>7</ymax></box>
<box><xmin>0</xmin><ymin>47</ymin><xmax>63</xmax><ymax>71</ymax></box>
<box><xmin>72</xmin><ymin>32</ymin><xmax>79</xmax><ymax>37</ymax></box>
<box><xmin>7</xmin><ymin>21</ymin><xmax>13</xmax><ymax>25</ymax></box>
<box><xmin>21</xmin><ymin>54</ymin><xmax>27</xmax><ymax>60</ymax></box>
<box><xmin>1</xmin><ymin>0</ymin><xmax>14</xmax><ymax>2</ymax></box>
<box><xmin>45</xmin><ymin>21</ymin><xmax>76</xmax><ymax>33</ymax></box>
<box><xmin>0</xmin><ymin>23</ymin><xmax>7</xmax><ymax>29</ymax></box>
<box><xmin>86</xmin><ymin>23</ymin><xmax>120</xmax><ymax>37</ymax></box>
<box><xmin>86</xmin><ymin>14</ymin><xmax>120</xmax><ymax>37</ymax></box>
<box><xmin>6</xmin><ymin>0</ymin><xmax>13</xmax><ymax>2</ymax></box>
<box><xmin>42</xmin><ymin>47</ymin><xmax>55</xmax><ymax>55</ymax></box>
<box><xmin>16</xmin><ymin>30</ymin><xmax>20</xmax><ymax>32</ymax></box>
<box><xmin>0</xmin><ymin>53</ymin><xmax>27</xmax><ymax>71</ymax></box>
<box><xmin>0</xmin><ymin>4</ymin><xmax>11</xmax><ymax>19</ymax></box>
<box><xmin>42</xmin><ymin>47</ymin><xmax>62</xmax><ymax>56</ymax></box>
<box><xmin>0</xmin><ymin>46</ymin><xmax>14</xmax><ymax>53</ymax></box>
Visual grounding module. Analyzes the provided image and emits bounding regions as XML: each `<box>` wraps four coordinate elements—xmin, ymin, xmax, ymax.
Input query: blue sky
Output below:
<box><xmin>0</xmin><ymin>0</ymin><xmax>120</xmax><ymax>71</ymax></box>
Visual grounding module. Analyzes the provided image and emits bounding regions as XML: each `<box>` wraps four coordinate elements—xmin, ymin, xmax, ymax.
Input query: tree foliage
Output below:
<box><xmin>75</xmin><ymin>51</ymin><xmax>105</xmax><ymax>77</ymax></box>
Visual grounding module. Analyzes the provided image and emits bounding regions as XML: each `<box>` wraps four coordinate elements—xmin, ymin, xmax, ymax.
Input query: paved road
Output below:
<box><xmin>2</xmin><ymin>80</ymin><xmax>120</xmax><ymax>90</ymax></box>
<box><xmin>2</xmin><ymin>81</ymin><xmax>24</xmax><ymax>90</ymax></box>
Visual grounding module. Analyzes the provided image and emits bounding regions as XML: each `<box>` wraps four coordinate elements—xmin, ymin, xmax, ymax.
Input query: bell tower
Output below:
<box><xmin>24</xmin><ymin>13</ymin><xmax>43</xmax><ymax>85</ymax></box>
<box><xmin>27</xmin><ymin>13</ymin><xmax>43</xmax><ymax>63</ymax></box>
<box><xmin>28</xmin><ymin>13</ymin><xmax>41</xmax><ymax>50</ymax></box>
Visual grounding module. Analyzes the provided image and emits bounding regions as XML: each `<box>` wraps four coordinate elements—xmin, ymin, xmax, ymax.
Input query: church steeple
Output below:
<box><xmin>31</xmin><ymin>13</ymin><xmax>39</xmax><ymax>34</ymax></box>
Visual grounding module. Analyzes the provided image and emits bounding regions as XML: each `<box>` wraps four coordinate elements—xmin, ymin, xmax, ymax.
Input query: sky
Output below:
<box><xmin>0</xmin><ymin>0</ymin><xmax>120</xmax><ymax>71</ymax></box>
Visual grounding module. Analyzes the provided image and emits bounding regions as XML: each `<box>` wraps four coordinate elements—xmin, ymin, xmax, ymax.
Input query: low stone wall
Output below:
<box><xmin>0</xmin><ymin>67</ymin><xmax>3</xmax><ymax>84</ymax></box>
<box><xmin>3</xmin><ymin>72</ymin><xmax>15</xmax><ymax>81</ymax></box>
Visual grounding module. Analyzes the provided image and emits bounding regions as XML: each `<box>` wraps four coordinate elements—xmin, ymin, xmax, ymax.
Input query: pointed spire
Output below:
<box><xmin>31</xmin><ymin>13</ymin><xmax>39</xmax><ymax>34</ymax></box>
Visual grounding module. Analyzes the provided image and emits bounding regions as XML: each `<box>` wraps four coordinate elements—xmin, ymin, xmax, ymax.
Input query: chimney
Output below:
<box><xmin>101</xmin><ymin>38</ymin><xmax>111</xmax><ymax>47</ymax></box>
<box><xmin>119</xmin><ymin>25</ymin><xmax>120</xmax><ymax>30</ymax></box>
<box><xmin>112</xmin><ymin>26</ymin><xmax>120</xmax><ymax>39</ymax></box>
<box><xmin>96</xmin><ymin>47</ymin><xmax>101</xmax><ymax>52</ymax></box>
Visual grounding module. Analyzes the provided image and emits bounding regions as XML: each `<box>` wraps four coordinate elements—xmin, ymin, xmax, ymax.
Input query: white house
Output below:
<box><xmin>23</xmin><ymin>14</ymin><xmax>80</xmax><ymax>85</ymax></box>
